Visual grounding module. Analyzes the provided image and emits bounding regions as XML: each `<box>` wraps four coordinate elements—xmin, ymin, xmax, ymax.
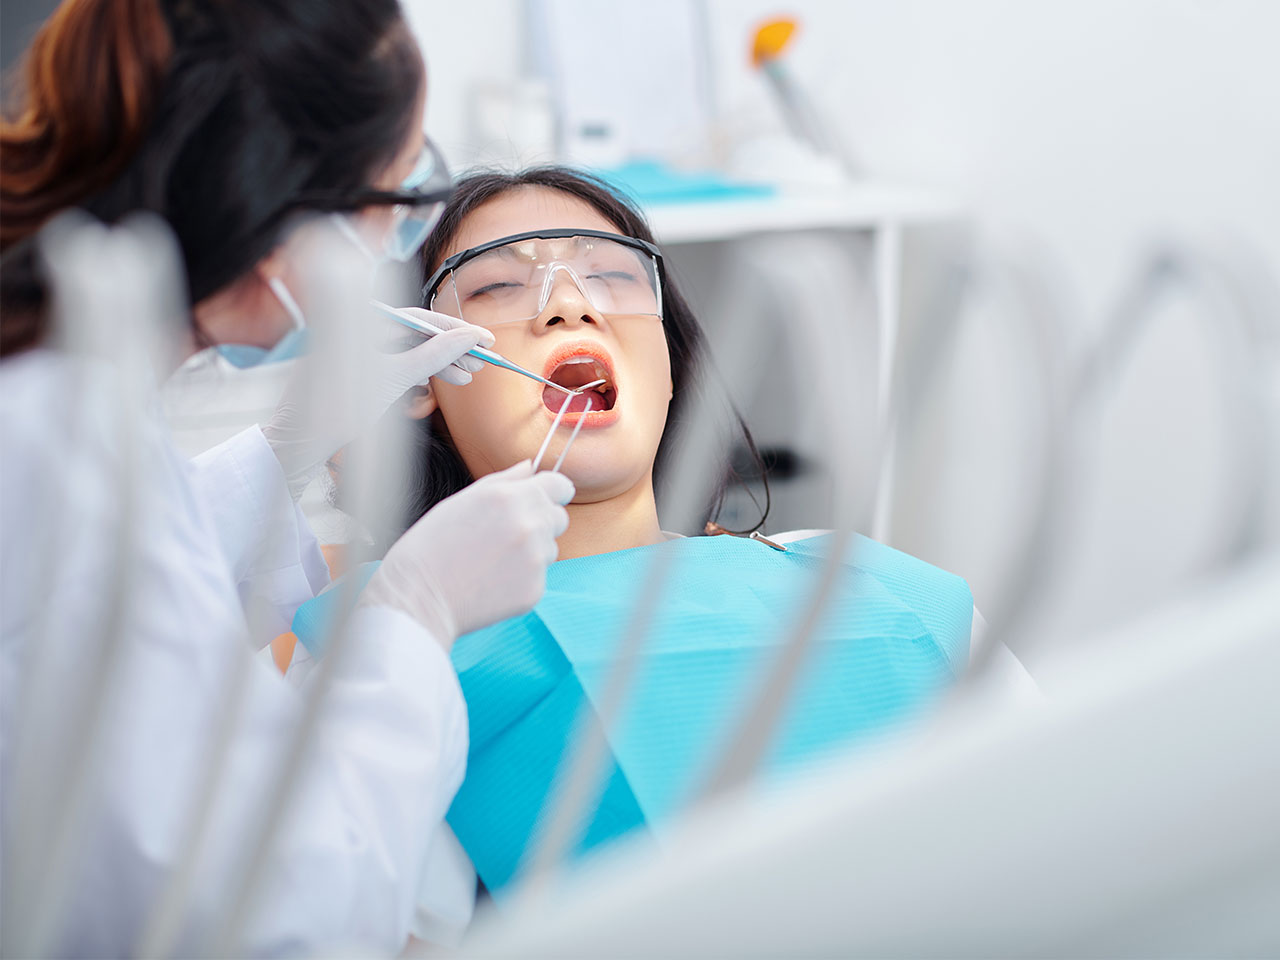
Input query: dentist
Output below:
<box><xmin>0</xmin><ymin>0</ymin><xmax>569</xmax><ymax>955</ymax></box>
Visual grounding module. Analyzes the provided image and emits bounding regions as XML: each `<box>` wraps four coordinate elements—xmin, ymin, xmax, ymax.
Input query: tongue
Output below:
<box><xmin>543</xmin><ymin>386</ymin><xmax>598</xmax><ymax>413</ymax></box>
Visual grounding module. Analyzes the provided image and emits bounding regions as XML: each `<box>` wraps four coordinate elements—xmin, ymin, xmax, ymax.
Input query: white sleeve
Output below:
<box><xmin>411</xmin><ymin>823</ymin><xmax>478</xmax><ymax>947</ymax></box>
<box><xmin>189</xmin><ymin>425</ymin><xmax>330</xmax><ymax>643</ymax></box>
<box><xmin>0</xmin><ymin>353</ymin><xmax>467</xmax><ymax>957</ymax></box>
<box><xmin>227</xmin><ymin>605</ymin><xmax>470</xmax><ymax>953</ymax></box>
<box><xmin>283</xmin><ymin>613</ymin><xmax>479</xmax><ymax>949</ymax></box>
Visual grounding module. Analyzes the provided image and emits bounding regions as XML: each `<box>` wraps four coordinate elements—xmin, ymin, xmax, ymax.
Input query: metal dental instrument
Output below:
<box><xmin>532</xmin><ymin>378</ymin><xmax>605</xmax><ymax>472</ymax></box>
<box><xmin>533</xmin><ymin>390</ymin><xmax>576</xmax><ymax>471</ymax></box>
<box><xmin>371</xmin><ymin>299</ymin><xmax>577</xmax><ymax>395</ymax></box>
<box><xmin>552</xmin><ymin>397</ymin><xmax>593</xmax><ymax>473</ymax></box>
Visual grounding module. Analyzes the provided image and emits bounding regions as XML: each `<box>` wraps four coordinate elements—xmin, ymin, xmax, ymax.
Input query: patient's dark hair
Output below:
<box><xmin>405</xmin><ymin>166</ymin><xmax>769</xmax><ymax>536</ymax></box>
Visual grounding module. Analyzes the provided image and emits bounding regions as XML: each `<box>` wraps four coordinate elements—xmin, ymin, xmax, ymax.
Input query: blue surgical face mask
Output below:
<box><xmin>214</xmin><ymin>328</ymin><xmax>309</xmax><ymax>369</ymax></box>
<box><xmin>211</xmin><ymin>217</ymin><xmax>378</xmax><ymax>370</ymax></box>
<box><xmin>213</xmin><ymin>274</ymin><xmax>309</xmax><ymax>369</ymax></box>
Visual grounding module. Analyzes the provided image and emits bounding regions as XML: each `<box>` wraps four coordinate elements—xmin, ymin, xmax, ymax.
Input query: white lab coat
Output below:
<box><xmin>0</xmin><ymin>349</ymin><xmax>468</xmax><ymax>956</ymax></box>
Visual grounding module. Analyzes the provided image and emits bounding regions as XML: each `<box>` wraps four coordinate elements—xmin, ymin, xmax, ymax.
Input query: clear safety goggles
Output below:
<box><xmin>299</xmin><ymin>136</ymin><xmax>453</xmax><ymax>263</ymax></box>
<box><xmin>422</xmin><ymin>229</ymin><xmax>665</xmax><ymax>328</ymax></box>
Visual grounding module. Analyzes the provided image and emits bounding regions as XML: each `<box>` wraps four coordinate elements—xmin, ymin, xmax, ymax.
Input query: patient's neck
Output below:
<box><xmin>557</xmin><ymin>479</ymin><xmax>664</xmax><ymax>561</ymax></box>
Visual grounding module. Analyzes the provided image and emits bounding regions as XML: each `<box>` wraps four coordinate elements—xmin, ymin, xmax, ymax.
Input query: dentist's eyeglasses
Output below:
<box><xmin>296</xmin><ymin>137</ymin><xmax>453</xmax><ymax>263</ymax></box>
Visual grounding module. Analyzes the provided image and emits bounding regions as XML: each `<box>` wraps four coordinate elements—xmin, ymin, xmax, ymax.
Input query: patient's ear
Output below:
<box><xmin>404</xmin><ymin>383</ymin><xmax>438</xmax><ymax>420</ymax></box>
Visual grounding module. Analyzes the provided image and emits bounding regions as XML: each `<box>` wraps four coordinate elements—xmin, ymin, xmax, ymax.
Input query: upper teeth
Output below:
<box><xmin>553</xmin><ymin>357</ymin><xmax>610</xmax><ymax>391</ymax></box>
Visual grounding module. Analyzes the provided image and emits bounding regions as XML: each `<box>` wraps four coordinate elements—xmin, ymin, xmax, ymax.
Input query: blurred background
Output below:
<box><xmin>401</xmin><ymin>0</ymin><xmax>1280</xmax><ymax>680</ymax></box>
<box><xmin>5</xmin><ymin>0</ymin><xmax>1276</xmax><ymax>680</ymax></box>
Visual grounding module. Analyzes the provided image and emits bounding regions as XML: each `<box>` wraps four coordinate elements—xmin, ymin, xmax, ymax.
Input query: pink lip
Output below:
<box><xmin>541</xmin><ymin>339</ymin><xmax>620</xmax><ymax>428</ymax></box>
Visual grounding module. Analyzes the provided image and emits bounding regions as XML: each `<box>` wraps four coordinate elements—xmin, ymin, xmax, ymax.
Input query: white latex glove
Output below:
<box><xmin>359</xmin><ymin>461</ymin><xmax>575</xmax><ymax>648</ymax></box>
<box><xmin>263</xmin><ymin>307</ymin><xmax>494</xmax><ymax>497</ymax></box>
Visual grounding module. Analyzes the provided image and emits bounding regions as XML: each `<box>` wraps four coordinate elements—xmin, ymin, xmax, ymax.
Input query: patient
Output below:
<box><xmin>298</xmin><ymin>167</ymin><xmax>991</xmax><ymax>926</ymax></box>
<box><xmin>404</xmin><ymin>167</ymin><xmax>979</xmax><ymax>883</ymax></box>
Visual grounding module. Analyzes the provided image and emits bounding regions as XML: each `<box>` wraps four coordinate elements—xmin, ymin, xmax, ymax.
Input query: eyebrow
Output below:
<box><xmin>461</xmin><ymin>243</ymin><xmax>528</xmax><ymax>263</ymax></box>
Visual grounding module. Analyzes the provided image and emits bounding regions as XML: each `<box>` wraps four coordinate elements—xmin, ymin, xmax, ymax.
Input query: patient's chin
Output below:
<box><xmin>556</xmin><ymin>447</ymin><xmax>652</xmax><ymax>502</ymax></box>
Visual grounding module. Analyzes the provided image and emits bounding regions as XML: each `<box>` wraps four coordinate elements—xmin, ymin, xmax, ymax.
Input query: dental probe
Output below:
<box><xmin>532</xmin><ymin>378</ymin><xmax>606</xmax><ymax>472</ymax></box>
<box><xmin>371</xmin><ymin>299</ymin><xmax>577</xmax><ymax>395</ymax></box>
<box><xmin>551</xmin><ymin>396</ymin><xmax>592</xmax><ymax>474</ymax></box>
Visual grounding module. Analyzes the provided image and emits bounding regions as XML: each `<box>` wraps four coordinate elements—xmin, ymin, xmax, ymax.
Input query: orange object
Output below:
<box><xmin>270</xmin><ymin>542</ymin><xmax>351</xmax><ymax>675</ymax></box>
<box><xmin>271</xmin><ymin>631</ymin><xmax>298</xmax><ymax>673</ymax></box>
<box><xmin>751</xmin><ymin>18</ymin><xmax>798</xmax><ymax>68</ymax></box>
<box><xmin>319</xmin><ymin>543</ymin><xmax>348</xmax><ymax>578</ymax></box>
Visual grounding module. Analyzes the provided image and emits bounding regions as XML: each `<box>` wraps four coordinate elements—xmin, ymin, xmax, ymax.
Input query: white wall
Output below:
<box><xmin>410</xmin><ymin>0</ymin><xmax>1280</xmax><ymax>284</ymax></box>
<box><xmin>704</xmin><ymin>0</ymin><xmax>1280</xmax><ymax>317</ymax></box>
<box><xmin>705</xmin><ymin>0</ymin><xmax>1280</xmax><ymax>651</ymax></box>
<box><xmin>401</xmin><ymin>1</ymin><xmax>525</xmax><ymax>165</ymax></box>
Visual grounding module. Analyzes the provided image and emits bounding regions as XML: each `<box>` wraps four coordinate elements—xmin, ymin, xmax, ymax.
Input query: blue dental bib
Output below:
<box><xmin>292</xmin><ymin>533</ymin><xmax>973</xmax><ymax>896</ymax></box>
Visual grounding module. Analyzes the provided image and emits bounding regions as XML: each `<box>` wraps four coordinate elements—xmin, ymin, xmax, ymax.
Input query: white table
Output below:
<box><xmin>646</xmin><ymin>183</ymin><xmax>965</xmax><ymax>539</ymax></box>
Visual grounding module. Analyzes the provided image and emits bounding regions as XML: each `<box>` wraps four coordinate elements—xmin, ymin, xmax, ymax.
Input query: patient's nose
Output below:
<box><xmin>537</xmin><ymin>268</ymin><xmax>599</xmax><ymax>330</ymax></box>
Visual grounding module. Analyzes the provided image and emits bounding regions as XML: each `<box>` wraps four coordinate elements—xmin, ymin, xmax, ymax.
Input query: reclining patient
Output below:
<box><xmin>294</xmin><ymin>166</ymin><xmax>1029</xmax><ymax>933</ymax></box>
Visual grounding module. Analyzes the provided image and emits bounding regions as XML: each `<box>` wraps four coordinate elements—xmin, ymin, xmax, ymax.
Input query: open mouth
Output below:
<box><xmin>542</xmin><ymin>345</ymin><xmax>618</xmax><ymax>416</ymax></box>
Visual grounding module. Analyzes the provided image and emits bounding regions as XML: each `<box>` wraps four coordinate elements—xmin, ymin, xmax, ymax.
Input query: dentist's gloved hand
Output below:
<box><xmin>263</xmin><ymin>307</ymin><xmax>495</xmax><ymax>498</ymax></box>
<box><xmin>359</xmin><ymin>460</ymin><xmax>575</xmax><ymax>649</ymax></box>
<box><xmin>363</xmin><ymin>463</ymin><xmax>578</xmax><ymax>650</ymax></box>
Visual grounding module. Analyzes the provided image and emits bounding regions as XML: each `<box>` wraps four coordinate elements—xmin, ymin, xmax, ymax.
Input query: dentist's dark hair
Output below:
<box><xmin>401</xmin><ymin>165</ymin><xmax>770</xmax><ymax>537</ymax></box>
<box><xmin>1</xmin><ymin>0</ymin><xmax>423</xmax><ymax>356</ymax></box>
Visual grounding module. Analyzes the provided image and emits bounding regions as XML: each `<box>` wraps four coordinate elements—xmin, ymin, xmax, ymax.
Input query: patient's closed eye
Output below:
<box><xmin>466</xmin><ymin>280</ymin><xmax>524</xmax><ymax>300</ymax></box>
<box><xmin>588</xmin><ymin>269</ymin><xmax>645</xmax><ymax>285</ymax></box>
<box><xmin>460</xmin><ymin>258</ymin><xmax>537</xmax><ymax>301</ymax></box>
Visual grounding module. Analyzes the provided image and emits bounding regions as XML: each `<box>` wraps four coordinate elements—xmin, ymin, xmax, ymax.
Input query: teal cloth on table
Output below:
<box><xmin>595</xmin><ymin>160</ymin><xmax>776</xmax><ymax>206</ymax></box>
<box><xmin>291</xmin><ymin>533</ymin><xmax>972</xmax><ymax>896</ymax></box>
